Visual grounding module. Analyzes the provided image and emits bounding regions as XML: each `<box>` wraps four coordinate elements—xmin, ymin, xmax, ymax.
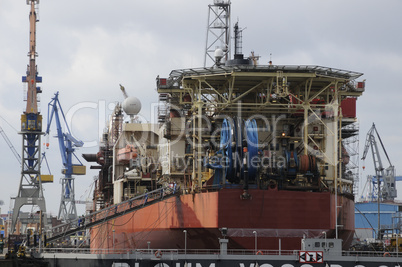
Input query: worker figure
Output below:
<box><xmin>144</xmin><ymin>189</ymin><xmax>148</xmax><ymax>204</ymax></box>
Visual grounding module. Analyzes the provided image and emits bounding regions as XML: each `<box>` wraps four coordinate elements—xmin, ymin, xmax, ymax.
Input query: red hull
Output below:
<box><xmin>90</xmin><ymin>189</ymin><xmax>354</xmax><ymax>251</ymax></box>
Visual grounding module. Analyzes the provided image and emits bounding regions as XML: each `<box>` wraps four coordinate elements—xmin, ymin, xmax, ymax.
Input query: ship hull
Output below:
<box><xmin>90</xmin><ymin>188</ymin><xmax>354</xmax><ymax>251</ymax></box>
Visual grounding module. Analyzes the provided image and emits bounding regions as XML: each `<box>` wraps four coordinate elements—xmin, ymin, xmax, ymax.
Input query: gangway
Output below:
<box><xmin>46</xmin><ymin>186</ymin><xmax>179</xmax><ymax>243</ymax></box>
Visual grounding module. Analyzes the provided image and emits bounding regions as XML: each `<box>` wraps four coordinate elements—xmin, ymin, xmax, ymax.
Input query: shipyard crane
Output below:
<box><xmin>361</xmin><ymin>123</ymin><xmax>396</xmax><ymax>201</ymax></box>
<box><xmin>11</xmin><ymin>0</ymin><xmax>48</xmax><ymax>234</ymax></box>
<box><xmin>45</xmin><ymin>92</ymin><xmax>86</xmax><ymax>222</ymax></box>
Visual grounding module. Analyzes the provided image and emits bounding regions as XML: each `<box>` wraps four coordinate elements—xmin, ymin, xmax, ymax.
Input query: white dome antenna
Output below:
<box><xmin>122</xmin><ymin>96</ymin><xmax>142</xmax><ymax>122</ymax></box>
<box><xmin>119</xmin><ymin>84</ymin><xmax>142</xmax><ymax>123</ymax></box>
<box><xmin>214</xmin><ymin>48</ymin><xmax>224</xmax><ymax>66</ymax></box>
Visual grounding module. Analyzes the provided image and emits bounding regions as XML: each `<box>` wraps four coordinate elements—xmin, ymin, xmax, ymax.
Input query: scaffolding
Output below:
<box><xmin>342</xmin><ymin>121</ymin><xmax>360</xmax><ymax>198</ymax></box>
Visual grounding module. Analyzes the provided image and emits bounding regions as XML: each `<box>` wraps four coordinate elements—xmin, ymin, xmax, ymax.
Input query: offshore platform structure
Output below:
<box><xmin>11</xmin><ymin>0</ymin><xmax>52</xmax><ymax>232</ymax></box>
<box><xmin>46</xmin><ymin>92</ymin><xmax>86</xmax><ymax>222</ymax></box>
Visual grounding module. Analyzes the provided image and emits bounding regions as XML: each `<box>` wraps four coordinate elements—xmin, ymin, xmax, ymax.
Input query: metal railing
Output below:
<box><xmin>46</xmin><ymin>186</ymin><xmax>178</xmax><ymax>243</ymax></box>
<box><xmin>33</xmin><ymin>247</ymin><xmax>296</xmax><ymax>256</ymax></box>
<box><xmin>32</xmin><ymin>247</ymin><xmax>402</xmax><ymax>259</ymax></box>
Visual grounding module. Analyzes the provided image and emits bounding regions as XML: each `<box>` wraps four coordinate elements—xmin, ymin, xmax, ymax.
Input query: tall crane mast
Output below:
<box><xmin>361</xmin><ymin>123</ymin><xmax>396</xmax><ymax>201</ymax></box>
<box><xmin>11</xmin><ymin>0</ymin><xmax>47</xmax><ymax>233</ymax></box>
<box><xmin>46</xmin><ymin>92</ymin><xmax>86</xmax><ymax>222</ymax></box>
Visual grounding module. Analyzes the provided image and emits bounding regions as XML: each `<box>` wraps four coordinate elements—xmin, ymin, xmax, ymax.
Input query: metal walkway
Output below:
<box><xmin>46</xmin><ymin>186</ymin><xmax>179</xmax><ymax>243</ymax></box>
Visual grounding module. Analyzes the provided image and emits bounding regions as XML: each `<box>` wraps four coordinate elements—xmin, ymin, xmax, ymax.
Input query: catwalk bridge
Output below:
<box><xmin>46</xmin><ymin>186</ymin><xmax>178</xmax><ymax>243</ymax></box>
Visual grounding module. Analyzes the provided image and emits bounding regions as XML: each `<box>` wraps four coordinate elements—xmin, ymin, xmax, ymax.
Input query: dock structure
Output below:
<box><xmin>29</xmin><ymin>242</ymin><xmax>402</xmax><ymax>267</ymax></box>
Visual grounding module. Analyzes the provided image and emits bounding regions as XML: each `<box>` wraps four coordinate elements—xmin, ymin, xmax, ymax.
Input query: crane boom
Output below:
<box><xmin>25</xmin><ymin>0</ymin><xmax>39</xmax><ymax>114</ymax></box>
<box><xmin>46</xmin><ymin>92</ymin><xmax>84</xmax><ymax>168</ymax></box>
<box><xmin>119</xmin><ymin>84</ymin><xmax>128</xmax><ymax>99</ymax></box>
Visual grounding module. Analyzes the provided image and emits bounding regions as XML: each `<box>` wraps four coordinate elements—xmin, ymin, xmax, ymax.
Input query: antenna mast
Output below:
<box><xmin>204</xmin><ymin>0</ymin><xmax>231</xmax><ymax>67</ymax></box>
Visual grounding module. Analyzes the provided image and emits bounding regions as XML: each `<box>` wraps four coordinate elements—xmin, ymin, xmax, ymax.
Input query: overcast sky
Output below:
<box><xmin>1</xmin><ymin>0</ymin><xmax>402</xmax><ymax>216</ymax></box>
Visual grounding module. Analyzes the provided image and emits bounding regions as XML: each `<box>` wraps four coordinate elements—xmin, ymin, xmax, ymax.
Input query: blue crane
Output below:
<box><xmin>46</xmin><ymin>92</ymin><xmax>86</xmax><ymax>222</ymax></box>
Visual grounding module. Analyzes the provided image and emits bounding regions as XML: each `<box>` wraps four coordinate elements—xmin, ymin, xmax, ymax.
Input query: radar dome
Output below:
<box><xmin>214</xmin><ymin>48</ymin><xmax>224</xmax><ymax>59</ymax></box>
<box><xmin>122</xmin><ymin>96</ymin><xmax>142</xmax><ymax>115</ymax></box>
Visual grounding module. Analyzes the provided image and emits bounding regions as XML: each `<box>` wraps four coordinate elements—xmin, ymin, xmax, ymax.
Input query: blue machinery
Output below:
<box><xmin>46</xmin><ymin>92</ymin><xmax>86</xmax><ymax>222</ymax></box>
<box><xmin>207</xmin><ymin>118</ymin><xmax>258</xmax><ymax>195</ymax></box>
<box><xmin>206</xmin><ymin>117</ymin><xmax>319</xmax><ymax>198</ymax></box>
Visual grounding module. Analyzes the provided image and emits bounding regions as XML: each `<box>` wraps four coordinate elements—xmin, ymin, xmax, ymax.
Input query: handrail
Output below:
<box><xmin>46</xmin><ymin>186</ymin><xmax>178</xmax><ymax>243</ymax></box>
<box><xmin>32</xmin><ymin>247</ymin><xmax>402</xmax><ymax>258</ymax></box>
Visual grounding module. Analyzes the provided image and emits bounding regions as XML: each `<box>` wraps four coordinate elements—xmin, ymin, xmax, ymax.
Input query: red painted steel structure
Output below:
<box><xmin>91</xmin><ymin>189</ymin><xmax>354</xmax><ymax>251</ymax></box>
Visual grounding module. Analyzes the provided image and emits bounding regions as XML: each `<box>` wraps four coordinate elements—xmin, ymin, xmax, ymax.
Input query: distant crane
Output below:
<box><xmin>119</xmin><ymin>84</ymin><xmax>128</xmax><ymax>99</ymax></box>
<box><xmin>46</xmin><ymin>92</ymin><xmax>86</xmax><ymax>222</ymax></box>
<box><xmin>361</xmin><ymin>123</ymin><xmax>396</xmax><ymax>201</ymax></box>
<box><xmin>0</xmin><ymin>125</ymin><xmax>21</xmax><ymax>164</ymax></box>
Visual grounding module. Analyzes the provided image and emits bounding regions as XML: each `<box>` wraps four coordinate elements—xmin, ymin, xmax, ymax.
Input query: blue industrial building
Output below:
<box><xmin>355</xmin><ymin>202</ymin><xmax>402</xmax><ymax>240</ymax></box>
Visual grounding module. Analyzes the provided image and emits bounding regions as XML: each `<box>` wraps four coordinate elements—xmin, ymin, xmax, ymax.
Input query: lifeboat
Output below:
<box><xmin>117</xmin><ymin>145</ymin><xmax>138</xmax><ymax>164</ymax></box>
